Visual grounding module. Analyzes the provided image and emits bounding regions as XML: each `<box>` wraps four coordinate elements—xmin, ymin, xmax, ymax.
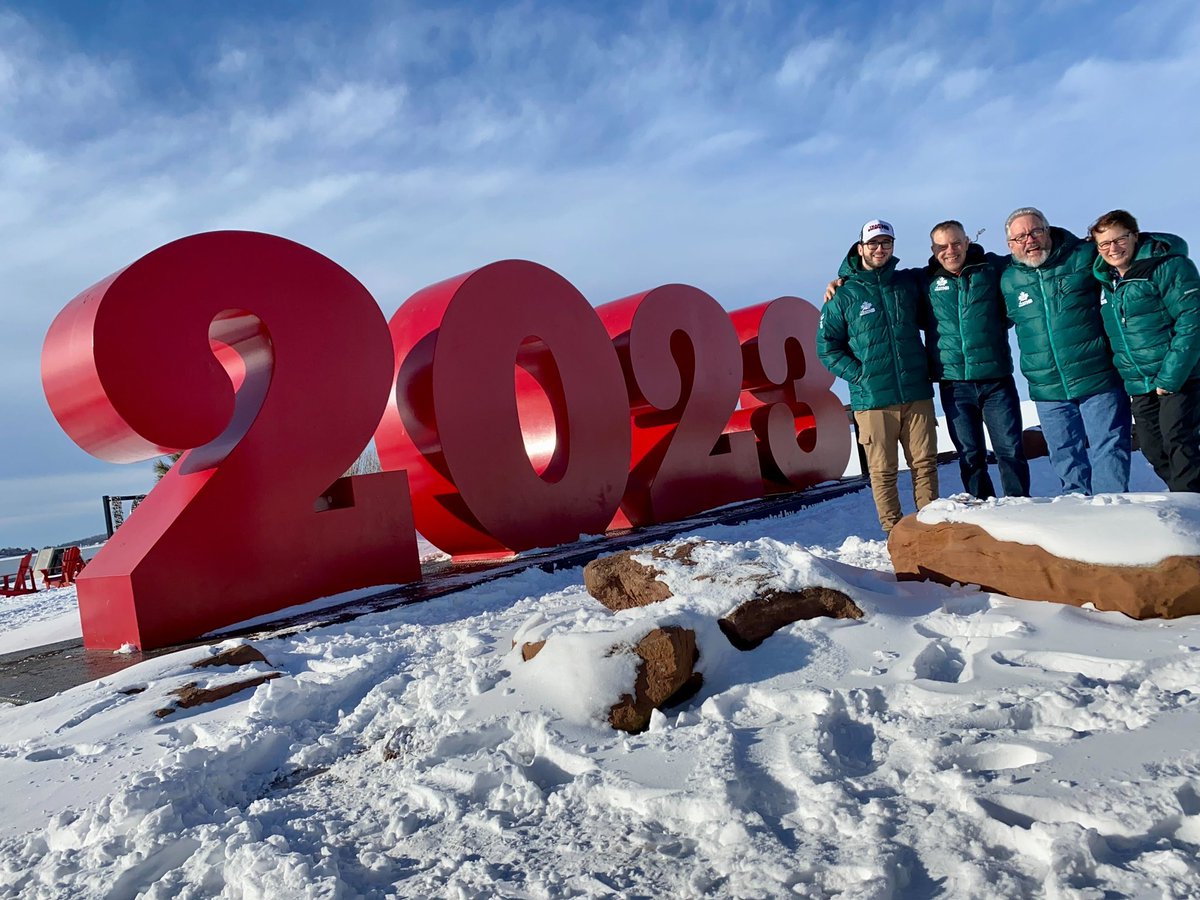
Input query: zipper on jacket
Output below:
<box><xmin>1039</xmin><ymin>269</ymin><xmax>1070</xmax><ymax>397</ymax></box>
<box><xmin>1112</xmin><ymin>280</ymin><xmax>1150</xmax><ymax>388</ymax></box>
<box><xmin>959</xmin><ymin>273</ymin><xmax>970</xmax><ymax>381</ymax></box>
<box><xmin>886</xmin><ymin>273</ymin><xmax>903</xmax><ymax>399</ymax></box>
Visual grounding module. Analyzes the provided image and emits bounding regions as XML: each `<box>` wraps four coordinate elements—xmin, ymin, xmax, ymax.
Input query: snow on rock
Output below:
<box><xmin>916</xmin><ymin>492</ymin><xmax>1200</xmax><ymax>566</ymax></box>
<box><xmin>0</xmin><ymin>460</ymin><xmax>1199</xmax><ymax>897</ymax></box>
<box><xmin>896</xmin><ymin>493</ymin><xmax>1200</xmax><ymax>619</ymax></box>
<box><xmin>583</xmin><ymin>538</ymin><xmax>864</xmax><ymax>648</ymax></box>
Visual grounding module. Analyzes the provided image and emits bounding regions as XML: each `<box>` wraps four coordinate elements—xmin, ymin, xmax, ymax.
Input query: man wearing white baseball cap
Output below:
<box><xmin>817</xmin><ymin>219</ymin><xmax>939</xmax><ymax>534</ymax></box>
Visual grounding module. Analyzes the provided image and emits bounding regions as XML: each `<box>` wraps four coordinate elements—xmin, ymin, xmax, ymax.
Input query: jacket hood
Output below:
<box><xmin>1093</xmin><ymin>231</ymin><xmax>1189</xmax><ymax>284</ymax></box>
<box><xmin>926</xmin><ymin>241</ymin><xmax>986</xmax><ymax>277</ymax></box>
<box><xmin>1041</xmin><ymin>226</ymin><xmax>1080</xmax><ymax>268</ymax></box>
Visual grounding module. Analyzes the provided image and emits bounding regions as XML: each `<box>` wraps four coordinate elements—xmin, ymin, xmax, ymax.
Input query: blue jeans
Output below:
<box><xmin>939</xmin><ymin>377</ymin><xmax>1030</xmax><ymax>499</ymax></box>
<box><xmin>1036</xmin><ymin>389</ymin><xmax>1131</xmax><ymax>494</ymax></box>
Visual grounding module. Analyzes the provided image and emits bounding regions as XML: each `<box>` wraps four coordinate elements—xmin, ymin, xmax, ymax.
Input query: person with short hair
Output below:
<box><xmin>1001</xmin><ymin>207</ymin><xmax>1131</xmax><ymax>494</ymax></box>
<box><xmin>924</xmin><ymin>220</ymin><xmax>1030</xmax><ymax>499</ymax></box>
<box><xmin>817</xmin><ymin>219</ymin><xmax>938</xmax><ymax>534</ymax></box>
<box><xmin>1089</xmin><ymin>209</ymin><xmax>1200</xmax><ymax>492</ymax></box>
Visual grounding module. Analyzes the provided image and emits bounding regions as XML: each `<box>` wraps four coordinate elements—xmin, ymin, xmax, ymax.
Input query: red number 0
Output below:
<box><xmin>376</xmin><ymin>260</ymin><xmax>631</xmax><ymax>559</ymax></box>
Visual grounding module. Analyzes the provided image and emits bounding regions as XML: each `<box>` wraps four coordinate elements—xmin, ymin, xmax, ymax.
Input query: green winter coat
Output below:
<box><xmin>923</xmin><ymin>244</ymin><xmax>1013</xmax><ymax>381</ymax></box>
<box><xmin>817</xmin><ymin>247</ymin><xmax>933</xmax><ymax>411</ymax></box>
<box><xmin>1000</xmin><ymin>226</ymin><xmax>1121</xmax><ymax>402</ymax></box>
<box><xmin>1092</xmin><ymin>232</ymin><xmax>1200</xmax><ymax>394</ymax></box>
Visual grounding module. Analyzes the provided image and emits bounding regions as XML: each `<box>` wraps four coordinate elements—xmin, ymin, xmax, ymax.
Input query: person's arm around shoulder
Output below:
<box><xmin>897</xmin><ymin>267</ymin><xmax>933</xmax><ymax>331</ymax></box>
<box><xmin>1153</xmin><ymin>254</ymin><xmax>1200</xmax><ymax>393</ymax></box>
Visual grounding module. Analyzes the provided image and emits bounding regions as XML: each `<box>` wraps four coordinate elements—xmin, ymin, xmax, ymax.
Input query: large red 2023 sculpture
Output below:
<box><xmin>42</xmin><ymin>232</ymin><xmax>849</xmax><ymax>650</ymax></box>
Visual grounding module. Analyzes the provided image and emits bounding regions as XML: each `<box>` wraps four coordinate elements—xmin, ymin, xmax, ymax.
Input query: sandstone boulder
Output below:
<box><xmin>582</xmin><ymin>541</ymin><xmax>705</xmax><ymax>611</ymax></box>
<box><xmin>608</xmin><ymin>626</ymin><xmax>701</xmax><ymax>733</ymax></box>
<box><xmin>1022</xmin><ymin>427</ymin><xmax>1048</xmax><ymax>460</ymax></box>
<box><xmin>519</xmin><ymin>639</ymin><xmax>546</xmax><ymax>661</ymax></box>
<box><xmin>889</xmin><ymin>515</ymin><xmax>1200</xmax><ymax>619</ymax></box>
<box><xmin>192</xmin><ymin>644</ymin><xmax>269</xmax><ymax>669</ymax></box>
<box><xmin>583</xmin><ymin>540</ymin><xmax>863</xmax><ymax>649</ymax></box>
<box><xmin>718</xmin><ymin>587</ymin><xmax>864</xmax><ymax>650</ymax></box>
<box><xmin>155</xmin><ymin>672</ymin><xmax>282</xmax><ymax>718</ymax></box>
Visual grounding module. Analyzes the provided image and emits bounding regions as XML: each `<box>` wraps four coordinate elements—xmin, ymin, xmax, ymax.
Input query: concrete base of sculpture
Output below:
<box><xmin>889</xmin><ymin>515</ymin><xmax>1200</xmax><ymax>619</ymax></box>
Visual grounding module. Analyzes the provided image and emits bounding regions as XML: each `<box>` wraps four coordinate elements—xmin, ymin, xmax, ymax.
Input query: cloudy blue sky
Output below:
<box><xmin>2</xmin><ymin>0</ymin><xmax>1198</xmax><ymax>548</ymax></box>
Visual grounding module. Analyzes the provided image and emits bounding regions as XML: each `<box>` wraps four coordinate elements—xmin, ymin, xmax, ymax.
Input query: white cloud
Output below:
<box><xmin>939</xmin><ymin>67</ymin><xmax>990</xmax><ymax>102</ymax></box>
<box><xmin>776</xmin><ymin>37</ymin><xmax>844</xmax><ymax>91</ymax></box>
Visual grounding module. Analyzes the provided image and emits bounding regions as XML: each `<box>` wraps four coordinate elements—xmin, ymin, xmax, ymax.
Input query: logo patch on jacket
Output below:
<box><xmin>859</xmin><ymin>301</ymin><xmax>876</xmax><ymax>317</ymax></box>
<box><xmin>1100</xmin><ymin>289</ymin><xmax>1108</xmax><ymax>306</ymax></box>
<box><xmin>934</xmin><ymin>277</ymin><xmax>950</xmax><ymax>292</ymax></box>
<box><xmin>1017</xmin><ymin>291</ymin><xmax>1033</xmax><ymax>308</ymax></box>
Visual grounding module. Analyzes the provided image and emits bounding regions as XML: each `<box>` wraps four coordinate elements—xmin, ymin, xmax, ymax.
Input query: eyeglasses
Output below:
<box><xmin>864</xmin><ymin>239</ymin><xmax>894</xmax><ymax>249</ymax></box>
<box><xmin>1007</xmin><ymin>227</ymin><xmax>1047</xmax><ymax>245</ymax></box>
<box><xmin>1096</xmin><ymin>232</ymin><xmax>1135</xmax><ymax>252</ymax></box>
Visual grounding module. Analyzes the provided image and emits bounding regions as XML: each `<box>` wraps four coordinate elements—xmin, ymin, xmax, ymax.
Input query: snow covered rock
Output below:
<box><xmin>888</xmin><ymin>494</ymin><xmax>1200</xmax><ymax>619</ymax></box>
<box><xmin>606</xmin><ymin>626</ymin><xmax>701</xmax><ymax>732</ymax></box>
<box><xmin>584</xmin><ymin>539</ymin><xmax>863</xmax><ymax>648</ymax></box>
<box><xmin>520</xmin><ymin>625</ymin><xmax>700</xmax><ymax>732</ymax></box>
<box><xmin>154</xmin><ymin>672</ymin><xmax>282</xmax><ymax>718</ymax></box>
<box><xmin>191</xmin><ymin>643</ymin><xmax>270</xmax><ymax>669</ymax></box>
<box><xmin>582</xmin><ymin>544</ymin><xmax>688</xmax><ymax>610</ymax></box>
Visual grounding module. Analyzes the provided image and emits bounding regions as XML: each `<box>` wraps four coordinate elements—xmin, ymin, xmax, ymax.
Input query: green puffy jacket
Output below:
<box><xmin>1000</xmin><ymin>226</ymin><xmax>1121</xmax><ymax>402</ymax></box>
<box><xmin>923</xmin><ymin>244</ymin><xmax>1013</xmax><ymax>381</ymax></box>
<box><xmin>817</xmin><ymin>247</ymin><xmax>932</xmax><ymax>411</ymax></box>
<box><xmin>1092</xmin><ymin>232</ymin><xmax>1200</xmax><ymax>394</ymax></box>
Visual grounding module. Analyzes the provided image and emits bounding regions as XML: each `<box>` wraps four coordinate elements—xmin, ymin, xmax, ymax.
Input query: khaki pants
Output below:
<box><xmin>854</xmin><ymin>400</ymin><xmax>939</xmax><ymax>534</ymax></box>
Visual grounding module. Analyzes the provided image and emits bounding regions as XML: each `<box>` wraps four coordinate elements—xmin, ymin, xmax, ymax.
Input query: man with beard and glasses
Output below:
<box><xmin>1090</xmin><ymin>209</ymin><xmax>1200</xmax><ymax>492</ymax></box>
<box><xmin>818</xmin><ymin>219</ymin><xmax>938</xmax><ymax>535</ymax></box>
<box><xmin>1001</xmin><ymin>206</ymin><xmax>1131</xmax><ymax>494</ymax></box>
<box><xmin>923</xmin><ymin>220</ymin><xmax>1030</xmax><ymax>499</ymax></box>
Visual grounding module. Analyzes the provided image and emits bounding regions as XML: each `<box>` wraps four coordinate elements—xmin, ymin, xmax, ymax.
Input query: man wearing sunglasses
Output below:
<box><xmin>1001</xmin><ymin>207</ymin><xmax>1130</xmax><ymax>494</ymax></box>
<box><xmin>1089</xmin><ymin>209</ymin><xmax>1200</xmax><ymax>492</ymax></box>
<box><xmin>818</xmin><ymin>219</ymin><xmax>938</xmax><ymax>535</ymax></box>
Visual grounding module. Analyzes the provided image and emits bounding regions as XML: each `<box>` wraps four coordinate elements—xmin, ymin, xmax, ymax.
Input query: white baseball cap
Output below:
<box><xmin>861</xmin><ymin>219</ymin><xmax>895</xmax><ymax>243</ymax></box>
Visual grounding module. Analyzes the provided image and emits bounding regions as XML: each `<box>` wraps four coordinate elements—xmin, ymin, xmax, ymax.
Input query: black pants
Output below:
<box><xmin>1130</xmin><ymin>380</ymin><xmax>1200</xmax><ymax>492</ymax></box>
<box><xmin>939</xmin><ymin>377</ymin><xmax>1030</xmax><ymax>499</ymax></box>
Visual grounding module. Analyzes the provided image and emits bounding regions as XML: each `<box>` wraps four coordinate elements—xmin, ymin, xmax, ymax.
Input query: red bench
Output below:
<box><xmin>1</xmin><ymin>552</ymin><xmax>38</xmax><ymax>596</ymax></box>
<box><xmin>42</xmin><ymin>546</ymin><xmax>85</xmax><ymax>588</ymax></box>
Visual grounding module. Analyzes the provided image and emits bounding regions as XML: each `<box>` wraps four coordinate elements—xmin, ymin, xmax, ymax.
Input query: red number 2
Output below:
<box><xmin>41</xmin><ymin>231</ymin><xmax>419</xmax><ymax>650</ymax></box>
<box><xmin>597</xmin><ymin>285</ymin><xmax>762</xmax><ymax>527</ymax></box>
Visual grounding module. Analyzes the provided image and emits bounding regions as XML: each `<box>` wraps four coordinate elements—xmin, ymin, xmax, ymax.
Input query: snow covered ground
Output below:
<box><xmin>1</xmin><ymin>455</ymin><xmax>1198</xmax><ymax>899</ymax></box>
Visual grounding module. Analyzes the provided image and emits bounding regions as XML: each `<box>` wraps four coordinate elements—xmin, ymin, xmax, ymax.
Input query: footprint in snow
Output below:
<box><xmin>911</xmin><ymin>639</ymin><xmax>967</xmax><ymax>683</ymax></box>
<box><xmin>991</xmin><ymin>649</ymin><xmax>1142</xmax><ymax>682</ymax></box>
<box><xmin>940</xmin><ymin>742</ymin><xmax>1051</xmax><ymax>773</ymax></box>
